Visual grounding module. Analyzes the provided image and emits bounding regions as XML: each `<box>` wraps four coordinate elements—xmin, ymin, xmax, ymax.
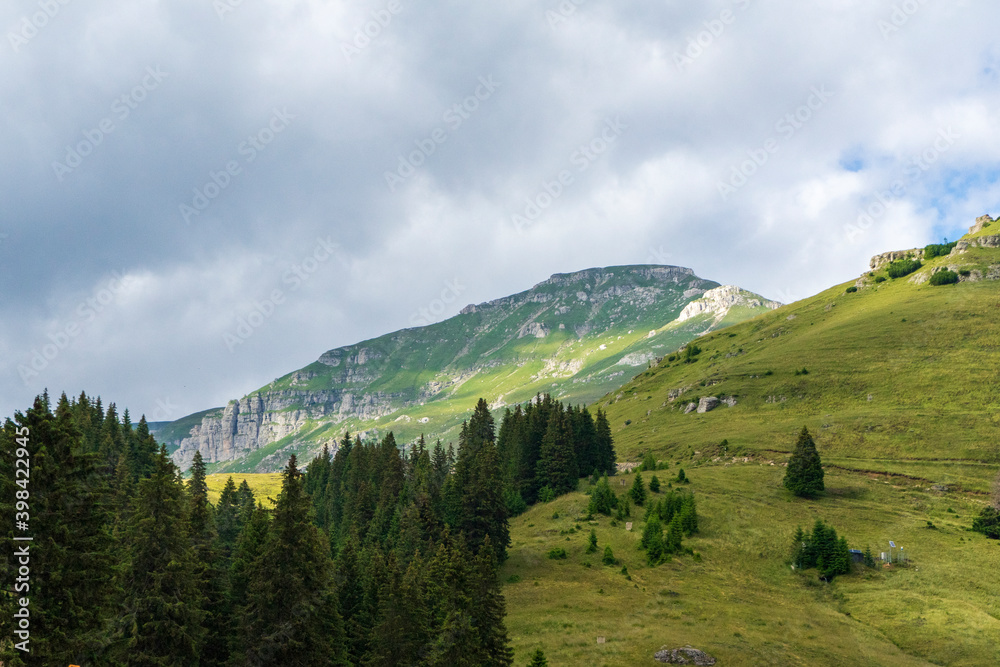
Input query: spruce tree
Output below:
<box><xmin>587</xmin><ymin>476</ymin><xmax>618</xmax><ymax>516</ymax></box>
<box><xmin>451</xmin><ymin>402</ymin><xmax>511</xmax><ymax>563</ymax></box>
<box><xmin>334</xmin><ymin>535</ymin><xmax>374</xmax><ymax>664</ymax></box>
<box><xmin>368</xmin><ymin>553</ymin><xmax>429</xmax><ymax>666</ymax></box>
<box><xmin>115</xmin><ymin>445</ymin><xmax>205</xmax><ymax>664</ymax></box>
<box><xmin>642</xmin><ymin>516</ymin><xmax>664</xmax><ymax>565</ymax></box>
<box><xmin>215</xmin><ymin>476</ymin><xmax>241</xmax><ymax>558</ymax></box>
<box><xmin>602</xmin><ymin>545</ymin><xmax>616</xmax><ymax>566</ymax></box>
<box><xmin>527</xmin><ymin>648</ymin><xmax>548</xmax><ymax>666</ymax></box>
<box><xmin>238</xmin><ymin>455</ymin><xmax>347</xmax><ymax>665</ymax></box>
<box><xmin>424</xmin><ymin>533</ymin><xmax>478</xmax><ymax>665</ymax></box>
<box><xmin>469</xmin><ymin>536</ymin><xmax>515</xmax><ymax>666</ymax></box>
<box><xmin>630</xmin><ymin>471</ymin><xmax>647</xmax><ymax>506</ymax></box>
<box><xmin>593</xmin><ymin>409</ymin><xmax>617</xmax><ymax>475</ymax></box>
<box><xmin>188</xmin><ymin>451</ymin><xmax>229</xmax><ymax>666</ymax></box>
<box><xmin>664</xmin><ymin>513</ymin><xmax>684</xmax><ymax>555</ymax></box>
<box><xmin>228</xmin><ymin>502</ymin><xmax>270</xmax><ymax>626</ymax></box>
<box><xmin>535</xmin><ymin>409</ymin><xmax>578</xmax><ymax>496</ymax></box>
<box><xmin>0</xmin><ymin>394</ymin><xmax>115</xmax><ymax>664</ymax></box>
<box><xmin>784</xmin><ymin>427</ymin><xmax>825</xmax><ymax>497</ymax></box>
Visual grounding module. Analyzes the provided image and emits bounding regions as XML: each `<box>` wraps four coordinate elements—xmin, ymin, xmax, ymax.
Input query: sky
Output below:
<box><xmin>1</xmin><ymin>0</ymin><xmax>999</xmax><ymax>422</ymax></box>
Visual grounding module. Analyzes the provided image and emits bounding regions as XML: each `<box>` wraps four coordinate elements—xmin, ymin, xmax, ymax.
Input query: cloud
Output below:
<box><xmin>1</xmin><ymin>0</ymin><xmax>998</xmax><ymax>417</ymax></box>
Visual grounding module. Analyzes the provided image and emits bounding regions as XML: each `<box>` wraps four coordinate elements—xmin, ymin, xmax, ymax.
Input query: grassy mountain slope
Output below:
<box><xmin>495</xmin><ymin>215</ymin><xmax>1000</xmax><ymax>664</ymax></box>
<box><xmin>156</xmin><ymin>266</ymin><xmax>779</xmax><ymax>473</ymax></box>
<box><xmin>602</xmin><ymin>240</ymin><xmax>1000</xmax><ymax>475</ymax></box>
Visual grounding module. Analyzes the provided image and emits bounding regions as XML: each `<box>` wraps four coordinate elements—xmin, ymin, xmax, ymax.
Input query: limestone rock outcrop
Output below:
<box><xmin>676</xmin><ymin>285</ymin><xmax>780</xmax><ymax>323</ymax></box>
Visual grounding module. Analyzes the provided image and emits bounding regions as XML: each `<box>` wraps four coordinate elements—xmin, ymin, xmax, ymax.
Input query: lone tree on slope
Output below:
<box><xmin>784</xmin><ymin>426</ymin><xmax>825</xmax><ymax>497</ymax></box>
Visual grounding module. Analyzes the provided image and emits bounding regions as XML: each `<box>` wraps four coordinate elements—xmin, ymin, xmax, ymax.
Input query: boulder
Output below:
<box><xmin>697</xmin><ymin>397</ymin><xmax>720</xmax><ymax>413</ymax></box>
<box><xmin>654</xmin><ymin>645</ymin><xmax>717</xmax><ymax>665</ymax></box>
<box><xmin>683</xmin><ymin>402</ymin><xmax>698</xmax><ymax>414</ymax></box>
<box><xmin>722</xmin><ymin>396</ymin><xmax>737</xmax><ymax>407</ymax></box>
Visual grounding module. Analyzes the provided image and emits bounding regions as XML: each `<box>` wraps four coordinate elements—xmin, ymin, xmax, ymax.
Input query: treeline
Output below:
<box><xmin>0</xmin><ymin>392</ymin><xmax>515</xmax><ymax>666</ymax></box>
<box><xmin>496</xmin><ymin>394</ymin><xmax>616</xmax><ymax>508</ymax></box>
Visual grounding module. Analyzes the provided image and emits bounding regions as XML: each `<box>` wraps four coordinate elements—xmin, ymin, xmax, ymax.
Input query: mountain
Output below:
<box><xmin>154</xmin><ymin>265</ymin><xmax>779</xmax><ymax>472</ymax></box>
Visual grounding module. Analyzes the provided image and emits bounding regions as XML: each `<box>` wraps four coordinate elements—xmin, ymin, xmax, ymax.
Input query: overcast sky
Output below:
<box><xmin>2</xmin><ymin>0</ymin><xmax>998</xmax><ymax>421</ymax></box>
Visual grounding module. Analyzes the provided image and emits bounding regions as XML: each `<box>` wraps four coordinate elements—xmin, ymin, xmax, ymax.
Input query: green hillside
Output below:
<box><xmin>155</xmin><ymin>266</ymin><xmax>779</xmax><ymax>473</ymax></box>
<box><xmin>494</xmin><ymin>216</ymin><xmax>1000</xmax><ymax>664</ymax></box>
<box><xmin>601</xmin><ymin>228</ymin><xmax>1000</xmax><ymax>476</ymax></box>
<box><xmin>501</xmin><ymin>465</ymin><xmax>999</xmax><ymax>666</ymax></box>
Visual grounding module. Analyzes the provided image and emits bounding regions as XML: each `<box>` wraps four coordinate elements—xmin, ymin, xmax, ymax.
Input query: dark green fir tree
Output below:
<box><xmin>115</xmin><ymin>445</ymin><xmax>205</xmax><ymax>665</ymax></box>
<box><xmin>237</xmin><ymin>455</ymin><xmax>348</xmax><ymax>665</ymax></box>
<box><xmin>784</xmin><ymin>427</ymin><xmax>825</xmax><ymax>497</ymax></box>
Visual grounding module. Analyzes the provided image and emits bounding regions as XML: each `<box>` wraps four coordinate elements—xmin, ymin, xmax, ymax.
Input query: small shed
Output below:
<box><xmin>849</xmin><ymin>549</ymin><xmax>864</xmax><ymax>564</ymax></box>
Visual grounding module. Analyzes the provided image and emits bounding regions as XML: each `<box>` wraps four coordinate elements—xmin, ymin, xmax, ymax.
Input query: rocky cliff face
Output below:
<box><xmin>869</xmin><ymin>249</ymin><xmax>922</xmax><ymax>272</ymax></box>
<box><xmin>676</xmin><ymin>285</ymin><xmax>780</xmax><ymax>323</ymax></box>
<box><xmin>159</xmin><ymin>265</ymin><xmax>777</xmax><ymax>472</ymax></box>
<box><xmin>170</xmin><ymin>388</ymin><xmax>404</xmax><ymax>469</ymax></box>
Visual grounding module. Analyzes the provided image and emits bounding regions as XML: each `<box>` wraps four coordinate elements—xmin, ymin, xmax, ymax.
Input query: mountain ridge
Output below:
<box><xmin>154</xmin><ymin>264</ymin><xmax>779</xmax><ymax>472</ymax></box>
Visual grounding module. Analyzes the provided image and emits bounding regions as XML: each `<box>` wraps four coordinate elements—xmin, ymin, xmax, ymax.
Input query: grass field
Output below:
<box><xmin>205</xmin><ymin>472</ymin><xmax>282</xmax><ymax>508</ymax></box>
<box><xmin>502</xmin><ymin>465</ymin><xmax>1000</xmax><ymax>666</ymax></box>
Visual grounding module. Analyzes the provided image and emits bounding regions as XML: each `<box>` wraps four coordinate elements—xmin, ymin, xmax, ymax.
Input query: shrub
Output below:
<box><xmin>886</xmin><ymin>258</ymin><xmax>922</xmax><ymax>278</ymax></box>
<box><xmin>683</xmin><ymin>344</ymin><xmax>702</xmax><ymax>363</ymax></box>
<box><xmin>648</xmin><ymin>475</ymin><xmax>660</xmax><ymax>493</ymax></box>
<box><xmin>929</xmin><ymin>269</ymin><xmax>959</xmax><ymax>286</ymax></box>
<box><xmin>602</xmin><ymin>546</ymin><xmax>616</xmax><ymax>566</ymax></box>
<box><xmin>505</xmin><ymin>488</ymin><xmax>527</xmax><ymax>516</ymax></box>
<box><xmin>538</xmin><ymin>486</ymin><xmax>556</xmax><ymax>503</ymax></box>
<box><xmin>641</xmin><ymin>451</ymin><xmax>657</xmax><ymax>471</ymax></box>
<box><xmin>586</xmin><ymin>529</ymin><xmax>598</xmax><ymax>553</ymax></box>
<box><xmin>923</xmin><ymin>241</ymin><xmax>958</xmax><ymax>260</ymax></box>
<box><xmin>874</xmin><ymin>276</ymin><xmax>886</xmax><ymax>283</ymax></box>
<box><xmin>547</xmin><ymin>547</ymin><xmax>568</xmax><ymax>560</ymax></box>
<box><xmin>587</xmin><ymin>476</ymin><xmax>618</xmax><ymax>516</ymax></box>
<box><xmin>528</xmin><ymin>648</ymin><xmax>548</xmax><ymax>667</ymax></box>
<box><xmin>845</xmin><ymin>286</ymin><xmax>858</xmax><ymax>293</ymax></box>
<box><xmin>972</xmin><ymin>507</ymin><xmax>1000</xmax><ymax>539</ymax></box>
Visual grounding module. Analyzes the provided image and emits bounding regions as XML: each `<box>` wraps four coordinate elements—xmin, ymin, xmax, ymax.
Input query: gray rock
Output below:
<box><xmin>969</xmin><ymin>213</ymin><xmax>995</xmax><ymax>235</ymax></box>
<box><xmin>722</xmin><ymin>396</ymin><xmax>737</xmax><ymax>407</ymax></box>
<box><xmin>683</xmin><ymin>402</ymin><xmax>698</xmax><ymax>414</ymax></box>
<box><xmin>654</xmin><ymin>645</ymin><xmax>717</xmax><ymax>665</ymax></box>
<box><xmin>697</xmin><ymin>397</ymin><xmax>720</xmax><ymax>413</ymax></box>
<box><xmin>869</xmin><ymin>248</ymin><xmax>921</xmax><ymax>272</ymax></box>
